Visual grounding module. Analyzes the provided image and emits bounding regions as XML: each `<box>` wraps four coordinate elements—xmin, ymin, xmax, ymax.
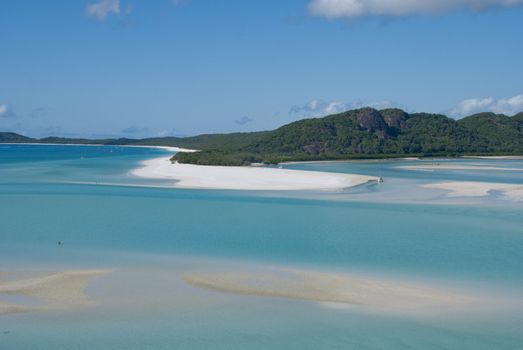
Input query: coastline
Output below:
<box><xmin>120</xmin><ymin>145</ymin><xmax>198</xmax><ymax>153</ymax></box>
<box><xmin>131</xmin><ymin>157</ymin><xmax>378</xmax><ymax>191</ymax></box>
<box><xmin>280</xmin><ymin>157</ymin><xmax>421</xmax><ymax>166</ymax></box>
<box><xmin>282</xmin><ymin>155</ymin><xmax>523</xmax><ymax>166</ymax></box>
<box><xmin>0</xmin><ymin>142</ymin><xmax>197</xmax><ymax>153</ymax></box>
<box><xmin>3</xmin><ymin>142</ymin><xmax>523</xmax><ymax>163</ymax></box>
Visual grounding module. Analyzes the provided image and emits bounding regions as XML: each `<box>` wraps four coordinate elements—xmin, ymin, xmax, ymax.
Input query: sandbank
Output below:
<box><xmin>398</xmin><ymin>164</ymin><xmax>523</xmax><ymax>172</ymax></box>
<box><xmin>131</xmin><ymin>157</ymin><xmax>378</xmax><ymax>191</ymax></box>
<box><xmin>0</xmin><ymin>269</ymin><xmax>111</xmax><ymax>315</ymax></box>
<box><xmin>423</xmin><ymin>181</ymin><xmax>523</xmax><ymax>201</ymax></box>
<box><xmin>184</xmin><ymin>268</ymin><xmax>475</xmax><ymax>313</ymax></box>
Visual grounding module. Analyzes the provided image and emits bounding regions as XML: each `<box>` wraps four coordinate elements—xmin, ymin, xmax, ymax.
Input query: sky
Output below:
<box><xmin>1</xmin><ymin>0</ymin><xmax>522</xmax><ymax>138</ymax></box>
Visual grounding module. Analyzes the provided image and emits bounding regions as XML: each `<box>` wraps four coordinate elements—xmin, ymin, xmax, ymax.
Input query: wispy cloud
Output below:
<box><xmin>0</xmin><ymin>104</ymin><xmax>7</xmax><ymax>116</ymax></box>
<box><xmin>157</xmin><ymin>128</ymin><xmax>183</xmax><ymax>137</ymax></box>
<box><xmin>0</xmin><ymin>103</ymin><xmax>16</xmax><ymax>118</ymax></box>
<box><xmin>289</xmin><ymin>99</ymin><xmax>398</xmax><ymax>118</ymax></box>
<box><xmin>234</xmin><ymin>116</ymin><xmax>254</xmax><ymax>126</ymax></box>
<box><xmin>450</xmin><ymin>94</ymin><xmax>523</xmax><ymax>117</ymax></box>
<box><xmin>289</xmin><ymin>100</ymin><xmax>351</xmax><ymax>118</ymax></box>
<box><xmin>308</xmin><ymin>0</ymin><xmax>523</xmax><ymax>19</ymax></box>
<box><xmin>86</xmin><ymin>0</ymin><xmax>121</xmax><ymax>21</ymax></box>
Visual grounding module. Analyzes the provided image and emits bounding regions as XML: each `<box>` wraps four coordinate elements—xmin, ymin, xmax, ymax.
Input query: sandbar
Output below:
<box><xmin>131</xmin><ymin>157</ymin><xmax>378</xmax><ymax>191</ymax></box>
<box><xmin>398</xmin><ymin>164</ymin><xmax>523</xmax><ymax>172</ymax></box>
<box><xmin>0</xmin><ymin>269</ymin><xmax>111</xmax><ymax>315</ymax></box>
<box><xmin>423</xmin><ymin>181</ymin><xmax>523</xmax><ymax>201</ymax></box>
<box><xmin>184</xmin><ymin>267</ymin><xmax>475</xmax><ymax>313</ymax></box>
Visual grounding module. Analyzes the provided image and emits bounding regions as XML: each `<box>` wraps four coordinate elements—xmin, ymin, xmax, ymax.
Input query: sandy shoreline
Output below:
<box><xmin>423</xmin><ymin>181</ymin><xmax>523</xmax><ymax>201</ymax></box>
<box><xmin>121</xmin><ymin>145</ymin><xmax>197</xmax><ymax>153</ymax></box>
<box><xmin>0</xmin><ymin>269</ymin><xmax>111</xmax><ymax>315</ymax></box>
<box><xmin>281</xmin><ymin>157</ymin><xmax>420</xmax><ymax>165</ymax></box>
<box><xmin>131</xmin><ymin>157</ymin><xmax>378</xmax><ymax>191</ymax></box>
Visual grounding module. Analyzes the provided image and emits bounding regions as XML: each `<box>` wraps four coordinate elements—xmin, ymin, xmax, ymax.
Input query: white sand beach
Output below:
<box><xmin>398</xmin><ymin>164</ymin><xmax>523</xmax><ymax>172</ymax></box>
<box><xmin>423</xmin><ymin>181</ymin><xmax>523</xmax><ymax>201</ymax></box>
<box><xmin>132</xmin><ymin>157</ymin><xmax>378</xmax><ymax>191</ymax></box>
<box><xmin>184</xmin><ymin>267</ymin><xmax>475</xmax><ymax>313</ymax></box>
<box><xmin>121</xmin><ymin>145</ymin><xmax>198</xmax><ymax>153</ymax></box>
<box><xmin>0</xmin><ymin>269</ymin><xmax>111</xmax><ymax>315</ymax></box>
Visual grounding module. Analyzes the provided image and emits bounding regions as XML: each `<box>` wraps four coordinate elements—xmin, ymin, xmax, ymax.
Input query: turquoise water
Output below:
<box><xmin>1</xmin><ymin>145</ymin><xmax>522</xmax><ymax>349</ymax></box>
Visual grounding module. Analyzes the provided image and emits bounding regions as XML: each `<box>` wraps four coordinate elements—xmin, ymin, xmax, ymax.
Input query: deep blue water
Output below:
<box><xmin>1</xmin><ymin>144</ymin><xmax>522</xmax><ymax>349</ymax></box>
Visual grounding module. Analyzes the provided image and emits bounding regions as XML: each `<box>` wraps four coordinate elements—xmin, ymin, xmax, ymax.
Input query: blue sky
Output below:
<box><xmin>1</xmin><ymin>0</ymin><xmax>522</xmax><ymax>138</ymax></box>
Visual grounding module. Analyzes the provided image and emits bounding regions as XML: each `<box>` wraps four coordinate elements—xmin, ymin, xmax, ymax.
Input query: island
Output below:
<box><xmin>2</xmin><ymin>107</ymin><xmax>523</xmax><ymax>166</ymax></box>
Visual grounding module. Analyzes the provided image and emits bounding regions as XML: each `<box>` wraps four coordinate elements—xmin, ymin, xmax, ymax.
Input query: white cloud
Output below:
<box><xmin>86</xmin><ymin>0</ymin><xmax>120</xmax><ymax>21</ymax></box>
<box><xmin>308</xmin><ymin>0</ymin><xmax>523</xmax><ymax>19</ymax></box>
<box><xmin>289</xmin><ymin>100</ymin><xmax>351</xmax><ymax>118</ymax></box>
<box><xmin>0</xmin><ymin>103</ymin><xmax>16</xmax><ymax>118</ymax></box>
<box><xmin>289</xmin><ymin>99</ymin><xmax>398</xmax><ymax>118</ymax></box>
<box><xmin>451</xmin><ymin>94</ymin><xmax>523</xmax><ymax>117</ymax></box>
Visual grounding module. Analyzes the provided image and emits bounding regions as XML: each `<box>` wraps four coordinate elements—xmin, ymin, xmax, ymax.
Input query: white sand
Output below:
<box><xmin>0</xmin><ymin>269</ymin><xmax>111</xmax><ymax>315</ymax></box>
<box><xmin>121</xmin><ymin>145</ymin><xmax>198</xmax><ymax>153</ymax></box>
<box><xmin>423</xmin><ymin>181</ymin><xmax>523</xmax><ymax>201</ymax></box>
<box><xmin>131</xmin><ymin>157</ymin><xmax>378</xmax><ymax>191</ymax></box>
<box><xmin>398</xmin><ymin>164</ymin><xmax>523</xmax><ymax>172</ymax></box>
<box><xmin>184</xmin><ymin>268</ymin><xmax>474</xmax><ymax>313</ymax></box>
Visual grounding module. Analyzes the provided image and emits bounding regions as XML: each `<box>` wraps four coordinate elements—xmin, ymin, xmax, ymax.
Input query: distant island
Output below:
<box><xmin>2</xmin><ymin>107</ymin><xmax>523</xmax><ymax>165</ymax></box>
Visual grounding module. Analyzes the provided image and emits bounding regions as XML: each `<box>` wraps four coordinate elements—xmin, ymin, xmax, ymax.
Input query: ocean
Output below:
<box><xmin>1</xmin><ymin>144</ymin><xmax>522</xmax><ymax>349</ymax></box>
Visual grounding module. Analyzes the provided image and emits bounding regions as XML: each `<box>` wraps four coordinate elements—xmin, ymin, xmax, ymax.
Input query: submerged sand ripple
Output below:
<box><xmin>398</xmin><ymin>164</ymin><xmax>523</xmax><ymax>172</ymax></box>
<box><xmin>423</xmin><ymin>181</ymin><xmax>523</xmax><ymax>201</ymax></box>
<box><xmin>0</xmin><ymin>269</ymin><xmax>111</xmax><ymax>315</ymax></box>
<box><xmin>184</xmin><ymin>268</ymin><xmax>475</xmax><ymax>312</ymax></box>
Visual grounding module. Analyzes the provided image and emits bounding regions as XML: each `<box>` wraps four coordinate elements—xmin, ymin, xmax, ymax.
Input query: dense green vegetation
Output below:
<box><xmin>0</xmin><ymin>132</ymin><xmax>35</xmax><ymax>143</ymax></box>
<box><xmin>173</xmin><ymin>108</ymin><xmax>523</xmax><ymax>165</ymax></box>
<box><xmin>2</xmin><ymin>107</ymin><xmax>523</xmax><ymax>165</ymax></box>
<box><xmin>0</xmin><ymin>131</ymin><xmax>269</xmax><ymax>153</ymax></box>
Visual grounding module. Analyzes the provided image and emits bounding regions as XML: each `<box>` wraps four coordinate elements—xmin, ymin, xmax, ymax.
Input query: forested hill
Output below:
<box><xmin>2</xmin><ymin>107</ymin><xmax>523</xmax><ymax>165</ymax></box>
<box><xmin>172</xmin><ymin>108</ymin><xmax>523</xmax><ymax>165</ymax></box>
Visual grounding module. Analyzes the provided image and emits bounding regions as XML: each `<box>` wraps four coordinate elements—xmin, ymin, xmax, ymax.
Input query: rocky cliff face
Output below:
<box><xmin>355</xmin><ymin>107</ymin><xmax>389</xmax><ymax>132</ymax></box>
<box><xmin>381</xmin><ymin>108</ymin><xmax>409</xmax><ymax>130</ymax></box>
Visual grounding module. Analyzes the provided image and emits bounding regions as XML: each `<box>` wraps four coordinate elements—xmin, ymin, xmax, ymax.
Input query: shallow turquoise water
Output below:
<box><xmin>1</xmin><ymin>145</ymin><xmax>522</xmax><ymax>349</ymax></box>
